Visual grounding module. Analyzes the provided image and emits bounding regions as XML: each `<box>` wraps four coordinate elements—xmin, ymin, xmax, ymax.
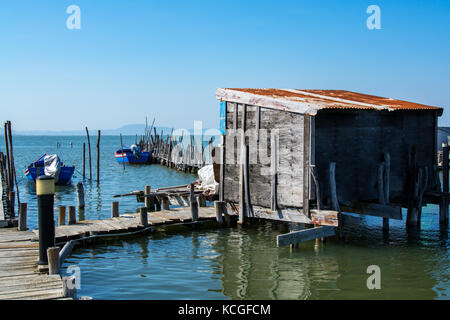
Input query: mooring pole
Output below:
<box><xmin>82</xmin><ymin>142</ymin><xmax>86</xmax><ymax>180</ymax></box>
<box><xmin>36</xmin><ymin>176</ymin><xmax>55</xmax><ymax>265</ymax></box>
<box><xmin>190</xmin><ymin>183</ymin><xmax>198</xmax><ymax>222</ymax></box>
<box><xmin>86</xmin><ymin>127</ymin><xmax>92</xmax><ymax>180</ymax></box>
<box><xmin>97</xmin><ymin>130</ymin><xmax>101</xmax><ymax>183</ymax></box>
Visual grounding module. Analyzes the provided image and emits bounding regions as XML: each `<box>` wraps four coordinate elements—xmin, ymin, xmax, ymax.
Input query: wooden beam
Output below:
<box><xmin>341</xmin><ymin>202</ymin><xmax>402</xmax><ymax>220</ymax></box>
<box><xmin>251</xmin><ymin>206</ymin><xmax>311</xmax><ymax>224</ymax></box>
<box><xmin>329</xmin><ymin>162</ymin><xmax>340</xmax><ymax>212</ymax></box>
<box><xmin>277</xmin><ymin>226</ymin><xmax>335</xmax><ymax>247</ymax></box>
<box><xmin>270</xmin><ymin>133</ymin><xmax>278</xmax><ymax>212</ymax></box>
<box><xmin>303</xmin><ymin>115</ymin><xmax>311</xmax><ymax>217</ymax></box>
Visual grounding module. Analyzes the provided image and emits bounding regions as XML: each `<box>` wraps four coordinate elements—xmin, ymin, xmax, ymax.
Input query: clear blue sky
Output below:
<box><xmin>1</xmin><ymin>0</ymin><xmax>449</xmax><ymax>131</ymax></box>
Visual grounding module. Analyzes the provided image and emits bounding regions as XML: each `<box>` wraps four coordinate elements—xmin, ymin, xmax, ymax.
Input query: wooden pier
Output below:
<box><xmin>136</xmin><ymin>123</ymin><xmax>215</xmax><ymax>173</ymax></box>
<box><xmin>42</xmin><ymin>206</ymin><xmax>222</xmax><ymax>244</ymax></box>
<box><xmin>0</xmin><ymin>228</ymin><xmax>69</xmax><ymax>300</ymax></box>
<box><xmin>0</xmin><ymin>203</ymin><xmax>232</xmax><ymax>300</ymax></box>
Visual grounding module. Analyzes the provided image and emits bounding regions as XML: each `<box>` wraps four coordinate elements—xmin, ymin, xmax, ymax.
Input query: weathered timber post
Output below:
<box><xmin>47</xmin><ymin>247</ymin><xmax>60</xmax><ymax>275</ymax></box>
<box><xmin>63</xmin><ymin>276</ymin><xmax>77</xmax><ymax>298</ymax></box>
<box><xmin>58</xmin><ymin>206</ymin><xmax>66</xmax><ymax>226</ymax></box>
<box><xmin>383</xmin><ymin>152</ymin><xmax>391</xmax><ymax>230</ymax></box>
<box><xmin>85</xmin><ymin>127</ymin><xmax>92</xmax><ymax>180</ymax></box>
<box><xmin>96</xmin><ymin>130</ymin><xmax>101</xmax><ymax>183</ymax></box>
<box><xmin>68</xmin><ymin>206</ymin><xmax>76</xmax><ymax>225</ymax></box>
<box><xmin>215</xmin><ymin>201</ymin><xmax>224</xmax><ymax>226</ymax></box>
<box><xmin>145</xmin><ymin>185</ymin><xmax>155</xmax><ymax>212</ymax></box>
<box><xmin>238</xmin><ymin>145</ymin><xmax>245</xmax><ymax>224</ymax></box>
<box><xmin>139</xmin><ymin>207</ymin><xmax>148</xmax><ymax>227</ymax></box>
<box><xmin>190</xmin><ymin>183</ymin><xmax>198</xmax><ymax>222</ymax></box>
<box><xmin>440</xmin><ymin>146</ymin><xmax>449</xmax><ymax>226</ymax></box>
<box><xmin>36</xmin><ymin>176</ymin><xmax>55</xmax><ymax>265</ymax></box>
<box><xmin>443</xmin><ymin>146</ymin><xmax>449</xmax><ymax>193</ymax></box>
<box><xmin>111</xmin><ymin>201</ymin><xmax>119</xmax><ymax>218</ymax></box>
<box><xmin>198</xmin><ymin>194</ymin><xmax>207</xmax><ymax>207</ymax></box>
<box><xmin>378</xmin><ymin>163</ymin><xmax>388</xmax><ymax>231</ymax></box>
<box><xmin>9</xmin><ymin>191</ymin><xmax>15</xmax><ymax>219</ymax></box>
<box><xmin>77</xmin><ymin>182</ymin><xmax>85</xmax><ymax>209</ymax></box>
<box><xmin>162</xmin><ymin>197</ymin><xmax>170</xmax><ymax>210</ymax></box>
<box><xmin>407</xmin><ymin>146</ymin><xmax>418</xmax><ymax>227</ymax></box>
<box><xmin>155</xmin><ymin>196</ymin><xmax>161</xmax><ymax>211</ymax></box>
<box><xmin>18</xmin><ymin>202</ymin><xmax>27</xmax><ymax>231</ymax></box>
<box><xmin>270</xmin><ymin>134</ymin><xmax>278</xmax><ymax>212</ymax></box>
<box><xmin>329</xmin><ymin>162</ymin><xmax>342</xmax><ymax>237</ymax></box>
<box><xmin>82</xmin><ymin>143</ymin><xmax>86</xmax><ymax>180</ymax></box>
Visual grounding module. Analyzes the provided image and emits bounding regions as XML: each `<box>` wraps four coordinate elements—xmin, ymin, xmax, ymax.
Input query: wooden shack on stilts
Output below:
<box><xmin>215</xmin><ymin>88</ymin><xmax>447</xmax><ymax>247</ymax></box>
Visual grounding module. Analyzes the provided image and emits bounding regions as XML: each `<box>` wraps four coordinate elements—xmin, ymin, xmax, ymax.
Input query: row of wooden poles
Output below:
<box><xmin>2</xmin><ymin>121</ymin><xmax>20</xmax><ymax>220</ymax></box>
<box><xmin>139</xmin><ymin>126</ymin><xmax>214</xmax><ymax>173</ymax></box>
<box><xmin>15</xmin><ymin>182</ymin><xmax>85</xmax><ymax>232</ymax></box>
<box><xmin>83</xmin><ymin>127</ymin><xmax>101</xmax><ymax>182</ymax></box>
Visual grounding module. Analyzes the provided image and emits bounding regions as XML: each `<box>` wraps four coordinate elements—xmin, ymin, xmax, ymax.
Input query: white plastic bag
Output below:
<box><xmin>197</xmin><ymin>165</ymin><xmax>218</xmax><ymax>194</ymax></box>
<box><xmin>44</xmin><ymin>154</ymin><xmax>61</xmax><ymax>183</ymax></box>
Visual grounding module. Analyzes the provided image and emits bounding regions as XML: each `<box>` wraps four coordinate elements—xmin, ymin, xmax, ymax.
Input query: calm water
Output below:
<box><xmin>2</xmin><ymin>136</ymin><xmax>450</xmax><ymax>299</ymax></box>
<box><xmin>1</xmin><ymin>135</ymin><xmax>198</xmax><ymax>230</ymax></box>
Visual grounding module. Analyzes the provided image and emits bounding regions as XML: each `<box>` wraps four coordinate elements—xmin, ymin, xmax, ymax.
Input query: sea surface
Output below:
<box><xmin>1</xmin><ymin>135</ymin><xmax>449</xmax><ymax>299</ymax></box>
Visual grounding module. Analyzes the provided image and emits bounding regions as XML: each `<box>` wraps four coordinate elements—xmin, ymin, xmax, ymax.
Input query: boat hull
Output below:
<box><xmin>25</xmin><ymin>166</ymin><xmax>75</xmax><ymax>185</ymax></box>
<box><xmin>115</xmin><ymin>151</ymin><xmax>150</xmax><ymax>164</ymax></box>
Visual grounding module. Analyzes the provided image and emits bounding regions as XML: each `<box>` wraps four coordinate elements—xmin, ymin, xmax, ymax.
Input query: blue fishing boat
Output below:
<box><xmin>24</xmin><ymin>154</ymin><xmax>75</xmax><ymax>185</ymax></box>
<box><xmin>115</xmin><ymin>145</ymin><xmax>150</xmax><ymax>164</ymax></box>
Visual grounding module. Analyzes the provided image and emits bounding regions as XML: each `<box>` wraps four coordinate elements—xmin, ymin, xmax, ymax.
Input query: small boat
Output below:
<box><xmin>25</xmin><ymin>154</ymin><xmax>75</xmax><ymax>185</ymax></box>
<box><xmin>115</xmin><ymin>145</ymin><xmax>150</xmax><ymax>164</ymax></box>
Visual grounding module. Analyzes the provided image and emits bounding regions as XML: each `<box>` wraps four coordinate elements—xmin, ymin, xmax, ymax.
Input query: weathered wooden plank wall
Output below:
<box><xmin>314</xmin><ymin>109</ymin><xmax>436</xmax><ymax>204</ymax></box>
<box><xmin>223</xmin><ymin>103</ymin><xmax>305</xmax><ymax>208</ymax></box>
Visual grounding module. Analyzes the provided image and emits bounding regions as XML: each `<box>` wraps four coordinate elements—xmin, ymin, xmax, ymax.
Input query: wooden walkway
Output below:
<box><xmin>0</xmin><ymin>228</ymin><xmax>68</xmax><ymax>300</ymax></box>
<box><xmin>43</xmin><ymin>206</ymin><xmax>219</xmax><ymax>243</ymax></box>
<box><xmin>0</xmin><ymin>206</ymin><xmax>222</xmax><ymax>300</ymax></box>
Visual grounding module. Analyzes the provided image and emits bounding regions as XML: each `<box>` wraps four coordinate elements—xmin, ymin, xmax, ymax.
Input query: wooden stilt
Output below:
<box><xmin>440</xmin><ymin>146</ymin><xmax>449</xmax><ymax>226</ymax></box>
<box><xmin>190</xmin><ymin>183</ymin><xmax>198</xmax><ymax>222</ymax></box>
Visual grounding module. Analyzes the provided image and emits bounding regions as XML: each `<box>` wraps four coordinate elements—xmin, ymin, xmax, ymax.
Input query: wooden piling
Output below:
<box><xmin>96</xmin><ymin>130</ymin><xmax>101</xmax><ymax>183</ymax></box>
<box><xmin>215</xmin><ymin>201</ymin><xmax>224</xmax><ymax>225</ymax></box>
<box><xmin>198</xmin><ymin>194</ymin><xmax>207</xmax><ymax>207</ymax></box>
<box><xmin>58</xmin><ymin>206</ymin><xmax>66</xmax><ymax>226</ymax></box>
<box><xmin>47</xmin><ymin>247</ymin><xmax>60</xmax><ymax>275</ymax></box>
<box><xmin>190</xmin><ymin>183</ymin><xmax>198</xmax><ymax>222</ymax></box>
<box><xmin>139</xmin><ymin>207</ymin><xmax>148</xmax><ymax>227</ymax></box>
<box><xmin>3</xmin><ymin>123</ymin><xmax>12</xmax><ymax>189</ymax></box>
<box><xmin>270</xmin><ymin>134</ymin><xmax>278</xmax><ymax>212</ymax></box>
<box><xmin>82</xmin><ymin>143</ymin><xmax>86</xmax><ymax>180</ymax></box>
<box><xmin>7</xmin><ymin>121</ymin><xmax>20</xmax><ymax>205</ymax></box>
<box><xmin>154</xmin><ymin>197</ymin><xmax>161</xmax><ymax>211</ymax></box>
<box><xmin>145</xmin><ymin>185</ymin><xmax>155</xmax><ymax>212</ymax></box>
<box><xmin>85</xmin><ymin>127</ymin><xmax>92</xmax><ymax>180</ymax></box>
<box><xmin>9</xmin><ymin>191</ymin><xmax>15</xmax><ymax>219</ymax></box>
<box><xmin>239</xmin><ymin>145</ymin><xmax>246</xmax><ymax>224</ymax></box>
<box><xmin>330</xmin><ymin>162</ymin><xmax>342</xmax><ymax>237</ymax></box>
<box><xmin>77</xmin><ymin>182</ymin><xmax>85</xmax><ymax>209</ymax></box>
<box><xmin>378</xmin><ymin>163</ymin><xmax>389</xmax><ymax>231</ymax></box>
<box><xmin>18</xmin><ymin>202</ymin><xmax>27</xmax><ymax>231</ymax></box>
<box><xmin>111</xmin><ymin>201</ymin><xmax>119</xmax><ymax>218</ymax></box>
<box><xmin>443</xmin><ymin>146</ymin><xmax>449</xmax><ymax>193</ymax></box>
<box><xmin>440</xmin><ymin>146</ymin><xmax>449</xmax><ymax>225</ymax></box>
<box><xmin>162</xmin><ymin>197</ymin><xmax>170</xmax><ymax>210</ymax></box>
<box><xmin>68</xmin><ymin>206</ymin><xmax>76</xmax><ymax>225</ymax></box>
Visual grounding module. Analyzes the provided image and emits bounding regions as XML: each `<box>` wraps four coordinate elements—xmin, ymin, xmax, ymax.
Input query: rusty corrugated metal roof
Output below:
<box><xmin>216</xmin><ymin>88</ymin><xmax>443</xmax><ymax>116</ymax></box>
